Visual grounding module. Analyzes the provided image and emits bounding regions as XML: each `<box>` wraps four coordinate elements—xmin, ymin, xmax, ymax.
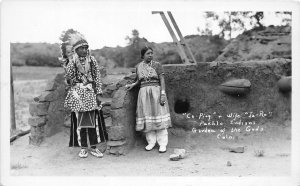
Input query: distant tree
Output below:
<box><xmin>203</xmin><ymin>11</ymin><xmax>265</xmax><ymax>39</ymax></box>
<box><xmin>124</xmin><ymin>29</ymin><xmax>149</xmax><ymax>67</ymax></box>
<box><xmin>11</xmin><ymin>43</ymin><xmax>61</xmax><ymax>67</ymax></box>
<box><xmin>204</xmin><ymin>11</ymin><xmax>243</xmax><ymax>39</ymax></box>
<box><xmin>250</xmin><ymin>12</ymin><xmax>264</xmax><ymax>28</ymax></box>
<box><xmin>125</xmin><ymin>29</ymin><xmax>140</xmax><ymax>46</ymax></box>
<box><xmin>197</xmin><ymin>23</ymin><xmax>213</xmax><ymax>36</ymax></box>
<box><xmin>275</xmin><ymin>11</ymin><xmax>292</xmax><ymax>26</ymax></box>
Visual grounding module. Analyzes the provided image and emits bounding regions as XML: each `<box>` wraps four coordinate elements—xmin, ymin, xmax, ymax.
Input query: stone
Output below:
<box><xmin>47</xmin><ymin>98</ymin><xmax>65</xmax><ymax>112</ymax></box>
<box><xmin>110</xmin><ymin>109</ymin><xmax>127</xmax><ymax>126</ymax></box>
<box><xmin>55</xmin><ymin>85</ymin><xmax>67</xmax><ymax>98</ymax></box>
<box><xmin>109</xmin><ymin>146</ymin><xmax>126</xmax><ymax>155</ymax></box>
<box><xmin>29</xmin><ymin>135</ymin><xmax>44</xmax><ymax>146</ymax></box>
<box><xmin>102</xmin><ymin>105</ymin><xmax>111</xmax><ymax>116</ymax></box>
<box><xmin>44</xmin><ymin>80</ymin><xmax>56</xmax><ymax>91</ymax></box>
<box><xmin>28</xmin><ymin>116</ymin><xmax>47</xmax><ymax>127</ymax></box>
<box><xmin>117</xmin><ymin>79</ymin><xmax>130</xmax><ymax>88</ymax></box>
<box><xmin>30</xmin><ymin>125</ymin><xmax>45</xmax><ymax>138</ymax></box>
<box><xmin>229</xmin><ymin>146</ymin><xmax>244</xmax><ymax>153</ymax></box>
<box><xmin>103</xmin><ymin>83</ymin><xmax>118</xmax><ymax>97</ymax></box>
<box><xmin>29</xmin><ymin>102</ymin><xmax>50</xmax><ymax>116</ymax></box>
<box><xmin>130</xmin><ymin>68</ymin><xmax>136</xmax><ymax>73</ymax></box>
<box><xmin>278</xmin><ymin>76</ymin><xmax>291</xmax><ymax>92</ymax></box>
<box><xmin>218</xmin><ymin>86</ymin><xmax>250</xmax><ymax>96</ymax></box>
<box><xmin>104</xmin><ymin>117</ymin><xmax>112</xmax><ymax>128</ymax></box>
<box><xmin>54</xmin><ymin>73</ymin><xmax>65</xmax><ymax>85</ymax></box>
<box><xmin>169</xmin><ymin>154</ymin><xmax>180</xmax><ymax>161</ymax></box>
<box><xmin>108</xmin><ymin>126</ymin><xmax>125</xmax><ymax>140</ymax></box>
<box><xmin>44</xmin><ymin>73</ymin><xmax>65</xmax><ymax>91</ymax></box>
<box><xmin>111</xmin><ymin>88</ymin><xmax>127</xmax><ymax>109</ymax></box>
<box><xmin>64</xmin><ymin>115</ymin><xmax>71</xmax><ymax>128</ymax></box>
<box><xmin>97</xmin><ymin>142</ymin><xmax>107</xmax><ymax>153</ymax></box>
<box><xmin>101</xmin><ymin>92</ymin><xmax>111</xmax><ymax>98</ymax></box>
<box><xmin>102</xmin><ymin>101</ymin><xmax>111</xmax><ymax>107</ymax></box>
<box><xmin>107</xmin><ymin>140</ymin><xmax>126</xmax><ymax>147</ymax></box>
<box><xmin>45</xmin><ymin>100</ymin><xmax>66</xmax><ymax>136</ymax></box>
<box><xmin>174</xmin><ymin>148</ymin><xmax>186</xmax><ymax>159</ymax></box>
<box><xmin>123</xmin><ymin>90</ymin><xmax>138</xmax><ymax>108</ymax></box>
<box><xmin>227</xmin><ymin>161</ymin><xmax>232</xmax><ymax>166</ymax></box>
<box><xmin>103</xmin><ymin>114</ymin><xmax>110</xmax><ymax>119</ymax></box>
<box><xmin>219</xmin><ymin>79</ymin><xmax>251</xmax><ymax>96</ymax></box>
<box><xmin>105</xmin><ymin>83</ymin><xmax>118</xmax><ymax>92</ymax></box>
<box><xmin>124</xmin><ymin>73</ymin><xmax>136</xmax><ymax>80</ymax></box>
<box><xmin>34</xmin><ymin>91</ymin><xmax>58</xmax><ymax>102</ymax></box>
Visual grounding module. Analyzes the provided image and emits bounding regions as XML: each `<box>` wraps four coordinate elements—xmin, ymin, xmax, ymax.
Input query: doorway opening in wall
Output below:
<box><xmin>174</xmin><ymin>98</ymin><xmax>190</xmax><ymax>114</ymax></box>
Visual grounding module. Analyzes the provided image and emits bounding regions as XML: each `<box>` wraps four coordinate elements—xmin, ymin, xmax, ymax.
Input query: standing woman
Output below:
<box><xmin>126</xmin><ymin>46</ymin><xmax>171</xmax><ymax>153</ymax></box>
<box><xmin>60</xmin><ymin>31</ymin><xmax>108</xmax><ymax>158</ymax></box>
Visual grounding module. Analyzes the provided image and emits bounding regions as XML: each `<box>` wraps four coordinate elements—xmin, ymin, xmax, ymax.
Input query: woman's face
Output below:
<box><xmin>143</xmin><ymin>49</ymin><xmax>153</xmax><ymax>62</ymax></box>
<box><xmin>76</xmin><ymin>45</ymin><xmax>88</xmax><ymax>57</ymax></box>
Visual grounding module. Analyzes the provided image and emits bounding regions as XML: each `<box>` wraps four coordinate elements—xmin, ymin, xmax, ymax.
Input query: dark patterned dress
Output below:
<box><xmin>64</xmin><ymin>55</ymin><xmax>108</xmax><ymax>148</ymax></box>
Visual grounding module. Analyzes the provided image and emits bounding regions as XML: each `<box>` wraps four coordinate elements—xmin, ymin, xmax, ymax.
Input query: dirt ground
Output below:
<box><xmin>9</xmin><ymin>71</ymin><xmax>291</xmax><ymax>177</ymax></box>
<box><xmin>10</xmin><ymin>121</ymin><xmax>291</xmax><ymax>177</ymax></box>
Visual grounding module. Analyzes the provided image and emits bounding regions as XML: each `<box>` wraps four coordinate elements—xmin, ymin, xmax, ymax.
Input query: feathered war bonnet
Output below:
<box><xmin>60</xmin><ymin>30</ymin><xmax>89</xmax><ymax>61</ymax></box>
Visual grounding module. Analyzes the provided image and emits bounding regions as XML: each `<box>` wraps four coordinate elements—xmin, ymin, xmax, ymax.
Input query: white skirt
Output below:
<box><xmin>136</xmin><ymin>85</ymin><xmax>171</xmax><ymax>132</ymax></box>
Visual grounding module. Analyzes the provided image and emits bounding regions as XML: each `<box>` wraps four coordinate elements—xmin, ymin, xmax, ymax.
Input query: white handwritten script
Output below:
<box><xmin>183</xmin><ymin>111</ymin><xmax>272</xmax><ymax>140</ymax></box>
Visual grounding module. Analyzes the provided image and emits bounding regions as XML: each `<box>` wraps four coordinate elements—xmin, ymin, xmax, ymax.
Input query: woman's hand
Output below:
<box><xmin>125</xmin><ymin>83</ymin><xmax>135</xmax><ymax>90</ymax></box>
<box><xmin>160</xmin><ymin>93</ymin><xmax>167</xmax><ymax>106</ymax></box>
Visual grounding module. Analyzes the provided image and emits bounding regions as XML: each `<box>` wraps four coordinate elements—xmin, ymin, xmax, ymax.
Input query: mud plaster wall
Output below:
<box><xmin>29</xmin><ymin>59</ymin><xmax>291</xmax><ymax>153</ymax></box>
<box><xmin>164</xmin><ymin>58</ymin><xmax>291</xmax><ymax>130</ymax></box>
<box><xmin>107</xmin><ymin>58</ymin><xmax>291</xmax><ymax>155</ymax></box>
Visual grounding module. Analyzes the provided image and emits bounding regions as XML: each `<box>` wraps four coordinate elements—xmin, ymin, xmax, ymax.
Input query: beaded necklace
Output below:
<box><xmin>140</xmin><ymin>60</ymin><xmax>157</xmax><ymax>81</ymax></box>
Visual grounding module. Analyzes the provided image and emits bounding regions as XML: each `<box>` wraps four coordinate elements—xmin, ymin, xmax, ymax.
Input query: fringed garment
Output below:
<box><xmin>69</xmin><ymin>110</ymin><xmax>108</xmax><ymax>147</ymax></box>
<box><xmin>64</xmin><ymin>54</ymin><xmax>108</xmax><ymax>147</ymax></box>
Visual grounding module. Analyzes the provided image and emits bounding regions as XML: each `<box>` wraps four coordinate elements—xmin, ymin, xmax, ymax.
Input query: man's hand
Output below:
<box><xmin>96</xmin><ymin>94</ymin><xmax>102</xmax><ymax>106</ymax></box>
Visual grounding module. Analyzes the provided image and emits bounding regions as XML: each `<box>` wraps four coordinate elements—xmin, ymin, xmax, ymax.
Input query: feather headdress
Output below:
<box><xmin>60</xmin><ymin>30</ymin><xmax>89</xmax><ymax>60</ymax></box>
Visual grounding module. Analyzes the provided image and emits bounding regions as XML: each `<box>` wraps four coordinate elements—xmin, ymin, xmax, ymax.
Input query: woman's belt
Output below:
<box><xmin>140</xmin><ymin>79</ymin><xmax>160</xmax><ymax>88</ymax></box>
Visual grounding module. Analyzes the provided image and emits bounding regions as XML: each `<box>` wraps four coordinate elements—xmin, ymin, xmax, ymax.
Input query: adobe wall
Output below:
<box><xmin>108</xmin><ymin>58</ymin><xmax>291</xmax><ymax>154</ymax></box>
<box><xmin>164</xmin><ymin>58</ymin><xmax>291</xmax><ymax>130</ymax></box>
<box><xmin>28</xmin><ymin>59</ymin><xmax>291</xmax><ymax>155</ymax></box>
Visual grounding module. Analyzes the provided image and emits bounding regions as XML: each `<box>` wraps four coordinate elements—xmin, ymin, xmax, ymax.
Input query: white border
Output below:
<box><xmin>1</xmin><ymin>0</ymin><xmax>300</xmax><ymax>186</ymax></box>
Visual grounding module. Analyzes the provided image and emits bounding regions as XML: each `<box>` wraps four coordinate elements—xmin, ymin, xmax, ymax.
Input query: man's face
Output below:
<box><xmin>76</xmin><ymin>45</ymin><xmax>88</xmax><ymax>57</ymax></box>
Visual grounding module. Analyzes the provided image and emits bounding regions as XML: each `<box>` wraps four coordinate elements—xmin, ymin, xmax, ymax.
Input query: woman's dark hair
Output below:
<box><xmin>140</xmin><ymin>46</ymin><xmax>153</xmax><ymax>59</ymax></box>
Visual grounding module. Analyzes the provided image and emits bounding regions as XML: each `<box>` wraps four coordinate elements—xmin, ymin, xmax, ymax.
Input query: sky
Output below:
<box><xmin>0</xmin><ymin>0</ymin><xmax>294</xmax><ymax>49</ymax></box>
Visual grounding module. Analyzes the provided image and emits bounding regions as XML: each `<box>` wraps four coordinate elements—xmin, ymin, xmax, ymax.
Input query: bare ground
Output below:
<box><xmin>10</xmin><ymin>72</ymin><xmax>291</xmax><ymax>177</ymax></box>
<box><xmin>10</xmin><ymin>122</ymin><xmax>291</xmax><ymax>176</ymax></box>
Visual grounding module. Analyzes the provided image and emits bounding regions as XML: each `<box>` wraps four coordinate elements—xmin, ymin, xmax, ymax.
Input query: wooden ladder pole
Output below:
<box><xmin>152</xmin><ymin>11</ymin><xmax>189</xmax><ymax>63</ymax></box>
<box><xmin>167</xmin><ymin>11</ymin><xmax>197</xmax><ymax>63</ymax></box>
<box><xmin>10</xmin><ymin>64</ymin><xmax>16</xmax><ymax>131</ymax></box>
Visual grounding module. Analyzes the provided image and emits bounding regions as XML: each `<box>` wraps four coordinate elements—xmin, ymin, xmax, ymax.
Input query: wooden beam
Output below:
<box><xmin>153</xmin><ymin>11</ymin><xmax>189</xmax><ymax>63</ymax></box>
<box><xmin>167</xmin><ymin>11</ymin><xmax>197</xmax><ymax>63</ymax></box>
<box><xmin>10</xmin><ymin>64</ymin><xmax>16</xmax><ymax>130</ymax></box>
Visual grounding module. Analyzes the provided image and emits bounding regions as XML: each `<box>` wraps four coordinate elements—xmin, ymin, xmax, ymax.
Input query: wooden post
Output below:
<box><xmin>152</xmin><ymin>11</ymin><xmax>189</xmax><ymax>63</ymax></box>
<box><xmin>11</xmin><ymin>64</ymin><xmax>16</xmax><ymax>130</ymax></box>
<box><xmin>167</xmin><ymin>11</ymin><xmax>197</xmax><ymax>63</ymax></box>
